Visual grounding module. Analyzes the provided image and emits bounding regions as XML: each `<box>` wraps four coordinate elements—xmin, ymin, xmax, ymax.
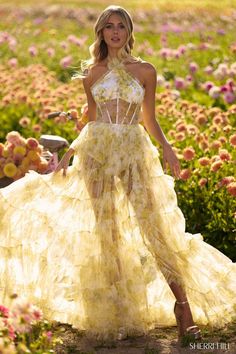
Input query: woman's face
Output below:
<box><xmin>102</xmin><ymin>13</ymin><xmax>128</xmax><ymax>49</ymax></box>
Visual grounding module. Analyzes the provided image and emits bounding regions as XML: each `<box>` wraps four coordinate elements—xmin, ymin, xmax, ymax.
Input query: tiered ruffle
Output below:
<box><xmin>0</xmin><ymin>121</ymin><xmax>235</xmax><ymax>341</ymax></box>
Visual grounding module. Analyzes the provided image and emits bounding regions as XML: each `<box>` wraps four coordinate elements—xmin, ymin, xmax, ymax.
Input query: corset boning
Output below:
<box><xmin>96</xmin><ymin>99</ymin><xmax>141</xmax><ymax>125</ymax></box>
<box><xmin>90</xmin><ymin>64</ymin><xmax>145</xmax><ymax>125</ymax></box>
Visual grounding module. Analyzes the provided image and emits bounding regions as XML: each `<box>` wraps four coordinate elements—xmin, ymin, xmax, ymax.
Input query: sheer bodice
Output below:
<box><xmin>91</xmin><ymin>61</ymin><xmax>145</xmax><ymax>125</ymax></box>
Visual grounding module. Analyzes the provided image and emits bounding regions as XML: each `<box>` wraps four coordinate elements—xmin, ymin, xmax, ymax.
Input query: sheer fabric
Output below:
<box><xmin>0</xmin><ymin>59</ymin><xmax>235</xmax><ymax>341</ymax></box>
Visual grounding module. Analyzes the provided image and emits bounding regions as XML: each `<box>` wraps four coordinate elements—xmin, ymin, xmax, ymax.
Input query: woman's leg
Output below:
<box><xmin>119</xmin><ymin>165</ymin><xmax>199</xmax><ymax>337</ymax></box>
<box><xmin>169</xmin><ymin>281</ymin><xmax>195</xmax><ymax>327</ymax></box>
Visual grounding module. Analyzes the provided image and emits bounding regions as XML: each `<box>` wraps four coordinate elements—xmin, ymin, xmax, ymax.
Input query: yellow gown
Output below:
<box><xmin>0</xmin><ymin>60</ymin><xmax>235</xmax><ymax>341</ymax></box>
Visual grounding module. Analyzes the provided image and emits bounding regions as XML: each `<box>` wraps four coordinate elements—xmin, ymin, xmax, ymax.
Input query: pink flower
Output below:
<box><xmin>28</xmin><ymin>45</ymin><xmax>38</xmax><ymax>56</ymax></box>
<box><xmin>224</xmin><ymin>92</ymin><xmax>235</xmax><ymax>104</ymax></box>
<box><xmin>210</xmin><ymin>140</ymin><xmax>222</xmax><ymax>150</ymax></box>
<box><xmin>180</xmin><ymin>168</ymin><xmax>191</xmax><ymax>180</ymax></box>
<box><xmin>47</xmin><ymin>47</ymin><xmax>55</xmax><ymax>57</ymax></box>
<box><xmin>219</xmin><ymin>148</ymin><xmax>231</xmax><ymax>161</ymax></box>
<box><xmin>6</xmin><ymin>131</ymin><xmax>21</xmax><ymax>145</ymax></box>
<box><xmin>227</xmin><ymin>182</ymin><xmax>236</xmax><ymax>196</ymax></box>
<box><xmin>211</xmin><ymin>155</ymin><xmax>221</xmax><ymax>163</ymax></box>
<box><xmin>60</xmin><ymin>55</ymin><xmax>72</xmax><ymax>68</ymax></box>
<box><xmin>8</xmin><ymin>57</ymin><xmax>18</xmax><ymax>67</ymax></box>
<box><xmin>203</xmin><ymin>66</ymin><xmax>214</xmax><ymax>74</ymax></box>
<box><xmin>189</xmin><ymin>62</ymin><xmax>199</xmax><ymax>73</ymax></box>
<box><xmin>229</xmin><ymin>133</ymin><xmax>236</xmax><ymax>146</ymax></box>
<box><xmin>210</xmin><ymin>160</ymin><xmax>223</xmax><ymax>172</ymax></box>
<box><xmin>26</xmin><ymin>138</ymin><xmax>39</xmax><ymax>150</ymax></box>
<box><xmin>32</xmin><ymin>306</ymin><xmax>43</xmax><ymax>321</ymax></box>
<box><xmin>203</xmin><ymin>81</ymin><xmax>214</xmax><ymax>92</ymax></box>
<box><xmin>0</xmin><ymin>305</ymin><xmax>9</xmax><ymax>318</ymax></box>
<box><xmin>183</xmin><ymin>147</ymin><xmax>195</xmax><ymax>161</ymax></box>
<box><xmin>178</xmin><ymin>45</ymin><xmax>187</xmax><ymax>54</ymax></box>
<box><xmin>218</xmin><ymin>176</ymin><xmax>235</xmax><ymax>187</ymax></box>
<box><xmin>46</xmin><ymin>331</ymin><xmax>52</xmax><ymax>339</ymax></box>
<box><xmin>198</xmin><ymin>157</ymin><xmax>210</xmax><ymax>166</ymax></box>
<box><xmin>174</xmin><ymin>77</ymin><xmax>186</xmax><ymax>90</ymax></box>
<box><xmin>208</xmin><ymin>86</ymin><xmax>221</xmax><ymax>99</ymax></box>
<box><xmin>198</xmin><ymin>178</ymin><xmax>208</xmax><ymax>187</ymax></box>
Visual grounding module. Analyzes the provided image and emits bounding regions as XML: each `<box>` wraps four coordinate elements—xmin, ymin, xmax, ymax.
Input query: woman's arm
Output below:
<box><xmin>141</xmin><ymin>63</ymin><xmax>181</xmax><ymax>179</ymax></box>
<box><xmin>55</xmin><ymin>69</ymin><xmax>97</xmax><ymax>176</ymax></box>
<box><xmin>82</xmin><ymin>70</ymin><xmax>97</xmax><ymax>122</ymax></box>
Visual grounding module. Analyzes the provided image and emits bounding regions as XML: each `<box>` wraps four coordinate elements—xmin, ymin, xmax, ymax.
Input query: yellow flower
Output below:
<box><xmin>3</xmin><ymin>162</ymin><xmax>18</xmax><ymax>178</ymax></box>
<box><xmin>13</xmin><ymin>145</ymin><xmax>27</xmax><ymax>157</ymax></box>
<box><xmin>2</xmin><ymin>148</ymin><xmax>9</xmax><ymax>158</ymax></box>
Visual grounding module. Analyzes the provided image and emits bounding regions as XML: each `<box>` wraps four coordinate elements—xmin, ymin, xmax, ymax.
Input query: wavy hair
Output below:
<box><xmin>72</xmin><ymin>5</ymin><xmax>140</xmax><ymax>79</ymax></box>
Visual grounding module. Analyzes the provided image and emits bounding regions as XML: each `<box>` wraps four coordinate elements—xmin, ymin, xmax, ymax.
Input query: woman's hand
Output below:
<box><xmin>162</xmin><ymin>143</ymin><xmax>181</xmax><ymax>179</ymax></box>
<box><xmin>54</xmin><ymin>148</ymin><xmax>75</xmax><ymax>177</ymax></box>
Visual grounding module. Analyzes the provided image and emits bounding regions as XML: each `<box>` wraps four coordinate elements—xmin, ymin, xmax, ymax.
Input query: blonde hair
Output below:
<box><xmin>72</xmin><ymin>5</ymin><xmax>140</xmax><ymax>79</ymax></box>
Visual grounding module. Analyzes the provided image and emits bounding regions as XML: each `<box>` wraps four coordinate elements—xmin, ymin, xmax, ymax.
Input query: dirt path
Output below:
<box><xmin>53</xmin><ymin>320</ymin><xmax>236</xmax><ymax>354</ymax></box>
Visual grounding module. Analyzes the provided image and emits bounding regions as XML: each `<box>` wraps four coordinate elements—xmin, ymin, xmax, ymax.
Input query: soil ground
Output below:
<box><xmin>53</xmin><ymin>319</ymin><xmax>236</xmax><ymax>354</ymax></box>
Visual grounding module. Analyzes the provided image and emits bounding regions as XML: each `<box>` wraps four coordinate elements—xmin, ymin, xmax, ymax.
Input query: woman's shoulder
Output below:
<box><xmin>82</xmin><ymin>62</ymin><xmax>107</xmax><ymax>87</ymax></box>
<box><xmin>139</xmin><ymin>60</ymin><xmax>156</xmax><ymax>75</ymax></box>
<box><xmin>128</xmin><ymin>57</ymin><xmax>156</xmax><ymax>75</ymax></box>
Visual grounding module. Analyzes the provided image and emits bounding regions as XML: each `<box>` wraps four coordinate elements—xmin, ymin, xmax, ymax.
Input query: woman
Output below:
<box><xmin>0</xmin><ymin>5</ymin><xmax>235</xmax><ymax>346</ymax></box>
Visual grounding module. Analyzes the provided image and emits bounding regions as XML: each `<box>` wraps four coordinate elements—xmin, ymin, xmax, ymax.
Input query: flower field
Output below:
<box><xmin>0</xmin><ymin>0</ymin><xmax>235</xmax><ymax>261</ymax></box>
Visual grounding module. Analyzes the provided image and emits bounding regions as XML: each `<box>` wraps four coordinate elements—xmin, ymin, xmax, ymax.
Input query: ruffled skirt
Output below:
<box><xmin>0</xmin><ymin>121</ymin><xmax>235</xmax><ymax>340</ymax></box>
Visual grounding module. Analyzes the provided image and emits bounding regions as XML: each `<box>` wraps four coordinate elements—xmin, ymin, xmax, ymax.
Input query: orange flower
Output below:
<box><xmin>32</xmin><ymin>124</ymin><xmax>42</xmax><ymax>133</ymax></box>
<box><xmin>183</xmin><ymin>147</ymin><xmax>195</xmax><ymax>161</ymax></box>
<box><xmin>198</xmin><ymin>157</ymin><xmax>210</xmax><ymax>166</ymax></box>
<box><xmin>27</xmin><ymin>150</ymin><xmax>41</xmax><ymax>162</ymax></box>
<box><xmin>176</xmin><ymin>123</ymin><xmax>187</xmax><ymax>132</ymax></box>
<box><xmin>180</xmin><ymin>168</ymin><xmax>191</xmax><ymax>180</ymax></box>
<box><xmin>187</xmin><ymin>124</ymin><xmax>199</xmax><ymax>135</ymax></box>
<box><xmin>195</xmin><ymin>115</ymin><xmax>207</xmax><ymax>125</ymax></box>
<box><xmin>198</xmin><ymin>178</ymin><xmax>208</xmax><ymax>187</ymax></box>
<box><xmin>0</xmin><ymin>143</ymin><xmax>4</xmax><ymax>157</ymax></box>
<box><xmin>227</xmin><ymin>182</ymin><xmax>236</xmax><ymax>196</ymax></box>
<box><xmin>19</xmin><ymin>116</ymin><xmax>31</xmax><ymax>127</ymax></box>
<box><xmin>223</xmin><ymin>125</ymin><xmax>232</xmax><ymax>133</ymax></box>
<box><xmin>37</xmin><ymin>158</ymin><xmax>49</xmax><ymax>173</ymax></box>
<box><xmin>210</xmin><ymin>140</ymin><xmax>222</xmax><ymax>150</ymax></box>
<box><xmin>210</xmin><ymin>160</ymin><xmax>223</xmax><ymax>172</ymax></box>
<box><xmin>229</xmin><ymin>133</ymin><xmax>236</xmax><ymax>147</ymax></box>
<box><xmin>175</xmin><ymin>132</ymin><xmax>185</xmax><ymax>141</ymax></box>
<box><xmin>213</xmin><ymin>115</ymin><xmax>223</xmax><ymax>125</ymax></box>
<box><xmin>218</xmin><ymin>136</ymin><xmax>227</xmax><ymax>144</ymax></box>
<box><xmin>199</xmin><ymin>140</ymin><xmax>209</xmax><ymax>151</ymax></box>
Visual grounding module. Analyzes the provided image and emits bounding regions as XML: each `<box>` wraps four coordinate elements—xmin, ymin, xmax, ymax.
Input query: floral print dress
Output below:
<box><xmin>0</xmin><ymin>59</ymin><xmax>235</xmax><ymax>341</ymax></box>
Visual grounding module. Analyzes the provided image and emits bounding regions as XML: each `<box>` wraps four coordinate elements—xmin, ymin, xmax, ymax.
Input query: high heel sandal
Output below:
<box><xmin>174</xmin><ymin>300</ymin><xmax>202</xmax><ymax>346</ymax></box>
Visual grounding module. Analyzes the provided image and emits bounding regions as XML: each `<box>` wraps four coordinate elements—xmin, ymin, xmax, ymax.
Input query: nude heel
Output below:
<box><xmin>174</xmin><ymin>300</ymin><xmax>202</xmax><ymax>346</ymax></box>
